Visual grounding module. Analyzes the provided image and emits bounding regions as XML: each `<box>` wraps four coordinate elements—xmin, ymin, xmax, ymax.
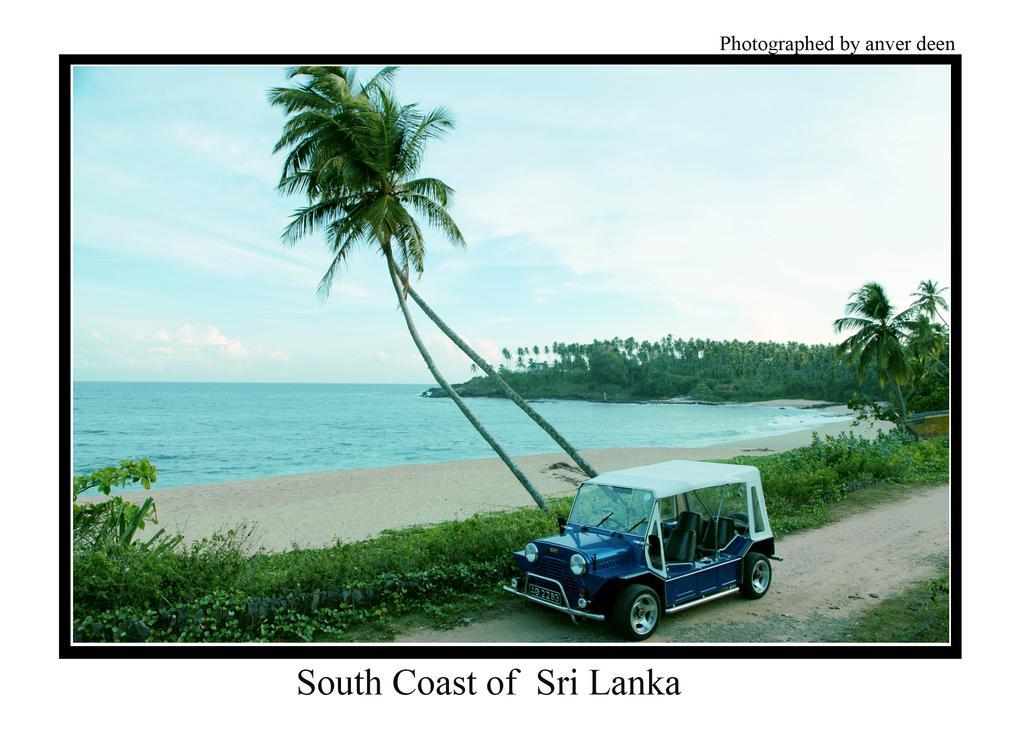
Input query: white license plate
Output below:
<box><xmin>528</xmin><ymin>584</ymin><xmax>563</xmax><ymax>604</ymax></box>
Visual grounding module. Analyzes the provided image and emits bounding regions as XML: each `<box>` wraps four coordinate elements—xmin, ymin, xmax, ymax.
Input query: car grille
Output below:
<box><xmin>534</xmin><ymin>555</ymin><xmax>580</xmax><ymax>599</ymax></box>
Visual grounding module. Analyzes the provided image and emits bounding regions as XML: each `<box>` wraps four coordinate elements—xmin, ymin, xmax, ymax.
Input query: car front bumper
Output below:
<box><xmin>503</xmin><ymin>581</ymin><xmax>606</xmax><ymax>621</ymax></box>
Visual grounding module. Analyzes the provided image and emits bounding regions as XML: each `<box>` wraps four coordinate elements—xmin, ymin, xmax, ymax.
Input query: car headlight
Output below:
<box><xmin>525</xmin><ymin>543</ymin><xmax>538</xmax><ymax>563</ymax></box>
<box><xmin>569</xmin><ymin>553</ymin><xmax>587</xmax><ymax>575</ymax></box>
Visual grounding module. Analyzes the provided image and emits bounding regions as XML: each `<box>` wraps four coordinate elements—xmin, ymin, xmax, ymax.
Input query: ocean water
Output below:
<box><xmin>72</xmin><ymin>382</ymin><xmax>852</xmax><ymax>490</ymax></box>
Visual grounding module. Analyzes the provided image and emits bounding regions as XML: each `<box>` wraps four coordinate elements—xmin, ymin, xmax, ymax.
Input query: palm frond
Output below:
<box><xmin>833</xmin><ymin>316</ymin><xmax>874</xmax><ymax>333</ymax></box>
<box><xmin>401</xmin><ymin>177</ymin><xmax>454</xmax><ymax>206</ymax></box>
<box><xmin>361</xmin><ymin>66</ymin><xmax>399</xmax><ymax>95</ymax></box>
<box><xmin>315</xmin><ymin>217</ymin><xmax>375</xmax><ymax>299</ymax></box>
<box><xmin>396</xmin><ymin>106</ymin><xmax>454</xmax><ymax>174</ymax></box>
<box><xmin>406</xmin><ymin>193</ymin><xmax>465</xmax><ymax>248</ymax></box>
<box><xmin>282</xmin><ymin>197</ymin><xmax>359</xmax><ymax>245</ymax></box>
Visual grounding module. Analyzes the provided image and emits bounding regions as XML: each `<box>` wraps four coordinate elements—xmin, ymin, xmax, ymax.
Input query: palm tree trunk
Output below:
<box><xmin>383</xmin><ymin>251</ymin><xmax>548</xmax><ymax>510</ymax></box>
<box><xmin>401</xmin><ymin>279</ymin><xmax>598</xmax><ymax>479</ymax></box>
<box><xmin>893</xmin><ymin>382</ymin><xmax>908</xmax><ymax>417</ymax></box>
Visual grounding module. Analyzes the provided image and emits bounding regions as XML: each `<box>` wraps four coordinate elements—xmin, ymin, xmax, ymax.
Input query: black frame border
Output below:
<box><xmin>60</xmin><ymin>52</ymin><xmax>962</xmax><ymax>660</ymax></box>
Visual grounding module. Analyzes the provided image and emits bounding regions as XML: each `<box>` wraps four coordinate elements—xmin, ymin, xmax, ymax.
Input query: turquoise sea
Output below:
<box><xmin>72</xmin><ymin>382</ymin><xmax>852</xmax><ymax>490</ymax></box>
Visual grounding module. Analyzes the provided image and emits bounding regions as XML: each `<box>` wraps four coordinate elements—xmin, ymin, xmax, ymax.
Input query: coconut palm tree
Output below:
<box><xmin>905</xmin><ymin>313</ymin><xmax>949</xmax><ymax>375</ymax></box>
<box><xmin>910</xmin><ymin>279</ymin><xmax>950</xmax><ymax>326</ymax></box>
<box><xmin>834</xmin><ymin>282</ymin><xmax>913</xmax><ymax>416</ymax></box>
<box><xmin>267</xmin><ymin>66</ymin><xmax>553</xmax><ymax>507</ymax></box>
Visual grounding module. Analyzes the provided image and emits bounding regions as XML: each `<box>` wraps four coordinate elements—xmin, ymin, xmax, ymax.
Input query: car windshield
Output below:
<box><xmin>569</xmin><ymin>483</ymin><xmax>654</xmax><ymax>536</ymax></box>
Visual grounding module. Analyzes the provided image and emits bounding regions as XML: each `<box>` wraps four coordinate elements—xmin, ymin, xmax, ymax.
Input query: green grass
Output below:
<box><xmin>73</xmin><ymin>429</ymin><xmax>948</xmax><ymax>642</ymax></box>
<box><xmin>832</xmin><ymin>567</ymin><xmax>950</xmax><ymax>643</ymax></box>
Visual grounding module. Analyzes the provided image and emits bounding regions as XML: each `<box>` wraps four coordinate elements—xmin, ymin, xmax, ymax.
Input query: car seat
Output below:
<box><xmin>715</xmin><ymin>516</ymin><xmax>736</xmax><ymax>548</ymax></box>
<box><xmin>665</xmin><ymin>526</ymin><xmax>696</xmax><ymax>563</ymax></box>
<box><xmin>699</xmin><ymin>516</ymin><xmax>737</xmax><ymax>553</ymax></box>
<box><xmin>676</xmin><ymin>510</ymin><xmax>702</xmax><ymax>537</ymax></box>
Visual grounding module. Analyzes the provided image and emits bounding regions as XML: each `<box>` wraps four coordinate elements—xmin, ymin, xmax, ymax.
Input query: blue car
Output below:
<box><xmin>505</xmin><ymin>460</ymin><xmax>778</xmax><ymax>640</ymax></box>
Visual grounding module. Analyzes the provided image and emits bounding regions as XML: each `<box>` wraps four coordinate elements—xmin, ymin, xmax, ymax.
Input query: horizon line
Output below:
<box><xmin>72</xmin><ymin>380</ymin><xmax>435</xmax><ymax>386</ymax></box>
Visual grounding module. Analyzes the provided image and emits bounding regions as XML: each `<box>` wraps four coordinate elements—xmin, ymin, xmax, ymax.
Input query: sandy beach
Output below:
<box><xmin>92</xmin><ymin>413</ymin><xmax>888</xmax><ymax>552</ymax></box>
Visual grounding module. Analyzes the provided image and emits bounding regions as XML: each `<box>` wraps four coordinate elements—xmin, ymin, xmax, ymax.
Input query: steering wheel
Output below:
<box><xmin>728</xmin><ymin>512</ymin><xmax>749</xmax><ymax>528</ymax></box>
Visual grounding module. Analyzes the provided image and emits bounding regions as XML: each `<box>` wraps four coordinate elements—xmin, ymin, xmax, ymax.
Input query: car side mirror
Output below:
<box><xmin>648</xmin><ymin>534</ymin><xmax>661</xmax><ymax>553</ymax></box>
<box><xmin>557</xmin><ymin>517</ymin><xmax>567</xmax><ymax>535</ymax></box>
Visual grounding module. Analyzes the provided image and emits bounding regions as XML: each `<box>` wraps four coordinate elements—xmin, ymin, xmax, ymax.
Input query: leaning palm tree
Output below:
<box><xmin>910</xmin><ymin>279</ymin><xmax>950</xmax><ymax>326</ymax></box>
<box><xmin>833</xmin><ymin>282</ymin><xmax>913</xmax><ymax>416</ymax></box>
<box><xmin>268</xmin><ymin>66</ymin><xmax>555</xmax><ymax>507</ymax></box>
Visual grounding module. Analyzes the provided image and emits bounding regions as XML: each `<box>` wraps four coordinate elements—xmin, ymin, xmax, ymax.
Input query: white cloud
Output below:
<box><xmin>466</xmin><ymin>337</ymin><xmax>503</xmax><ymax>366</ymax></box>
<box><xmin>159</xmin><ymin>323</ymin><xmax>250</xmax><ymax>358</ymax></box>
<box><xmin>78</xmin><ymin>321</ymin><xmax>291</xmax><ymax>378</ymax></box>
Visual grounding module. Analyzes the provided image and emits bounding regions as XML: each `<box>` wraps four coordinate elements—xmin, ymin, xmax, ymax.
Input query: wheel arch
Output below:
<box><xmin>594</xmin><ymin>572</ymin><xmax>666</xmax><ymax>612</ymax></box>
<box><xmin>750</xmin><ymin>537</ymin><xmax>775</xmax><ymax>558</ymax></box>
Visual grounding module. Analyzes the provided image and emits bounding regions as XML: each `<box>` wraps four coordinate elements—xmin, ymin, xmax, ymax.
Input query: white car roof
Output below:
<box><xmin>583</xmin><ymin>459</ymin><xmax>761</xmax><ymax>498</ymax></box>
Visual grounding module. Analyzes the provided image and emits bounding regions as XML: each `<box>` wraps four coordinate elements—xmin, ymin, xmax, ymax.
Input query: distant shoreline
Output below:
<box><xmin>420</xmin><ymin>387</ymin><xmax>844</xmax><ymax>410</ymax></box>
<box><xmin>87</xmin><ymin>416</ymin><xmax>888</xmax><ymax>552</ymax></box>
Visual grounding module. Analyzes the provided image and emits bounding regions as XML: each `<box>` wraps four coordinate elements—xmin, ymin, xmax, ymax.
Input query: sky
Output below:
<box><xmin>72</xmin><ymin>64</ymin><xmax>952</xmax><ymax>383</ymax></box>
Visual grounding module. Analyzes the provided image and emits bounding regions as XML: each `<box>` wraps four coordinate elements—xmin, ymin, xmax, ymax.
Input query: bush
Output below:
<box><xmin>732</xmin><ymin>429</ymin><xmax>948</xmax><ymax>533</ymax></box>
<box><xmin>907</xmin><ymin>368</ymin><xmax>950</xmax><ymax>413</ymax></box>
<box><xmin>73</xmin><ymin>459</ymin><xmax>181</xmax><ymax>553</ymax></box>
<box><xmin>73</xmin><ymin>526</ymin><xmax>255</xmax><ymax>612</ymax></box>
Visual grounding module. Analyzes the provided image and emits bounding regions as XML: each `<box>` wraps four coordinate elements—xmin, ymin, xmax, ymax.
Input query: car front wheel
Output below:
<box><xmin>612</xmin><ymin>584</ymin><xmax>661</xmax><ymax>641</ymax></box>
<box><xmin>740</xmin><ymin>552</ymin><xmax>772</xmax><ymax>599</ymax></box>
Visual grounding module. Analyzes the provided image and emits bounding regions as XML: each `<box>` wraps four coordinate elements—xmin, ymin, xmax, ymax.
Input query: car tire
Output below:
<box><xmin>740</xmin><ymin>552</ymin><xmax>772</xmax><ymax>599</ymax></box>
<box><xmin>612</xmin><ymin>584</ymin><xmax>661</xmax><ymax>641</ymax></box>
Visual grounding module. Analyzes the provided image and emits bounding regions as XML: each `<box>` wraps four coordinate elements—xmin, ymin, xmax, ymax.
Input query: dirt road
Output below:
<box><xmin>399</xmin><ymin>483</ymin><xmax>950</xmax><ymax>643</ymax></box>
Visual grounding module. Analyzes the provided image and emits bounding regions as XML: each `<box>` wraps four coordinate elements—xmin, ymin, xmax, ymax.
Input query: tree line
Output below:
<box><xmin>442</xmin><ymin>279</ymin><xmax>949</xmax><ymax>412</ymax></box>
<box><xmin>449</xmin><ymin>337</ymin><xmax>883</xmax><ymax>403</ymax></box>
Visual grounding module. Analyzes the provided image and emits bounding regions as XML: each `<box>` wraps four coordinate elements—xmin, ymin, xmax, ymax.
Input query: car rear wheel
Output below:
<box><xmin>740</xmin><ymin>552</ymin><xmax>772</xmax><ymax>599</ymax></box>
<box><xmin>612</xmin><ymin>584</ymin><xmax>661</xmax><ymax>641</ymax></box>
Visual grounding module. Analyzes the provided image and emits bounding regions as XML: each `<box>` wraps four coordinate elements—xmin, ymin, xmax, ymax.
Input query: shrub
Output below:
<box><xmin>731</xmin><ymin>429</ymin><xmax>948</xmax><ymax>533</ymax></box>
<box><xmin>73</xmin><ymin>459</ymin><xmax>181</xmax><ymax>553</ymax></box>
<box><xmin>73</xmin><ymin>526</ymin><xmax>256</xmax><ymax>612</ymax></box>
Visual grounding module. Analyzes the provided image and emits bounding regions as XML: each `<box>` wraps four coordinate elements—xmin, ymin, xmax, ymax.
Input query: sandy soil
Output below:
<box><xmin>85</xmin><ymin>417</ymin><xmax>889</xmax><ymax>552</ymax></box>
<box><xmin>398</xmin><ymin>483</ymin><xmax>949</xmax><ymax>644</ymax></box>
